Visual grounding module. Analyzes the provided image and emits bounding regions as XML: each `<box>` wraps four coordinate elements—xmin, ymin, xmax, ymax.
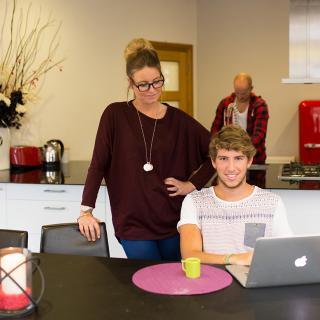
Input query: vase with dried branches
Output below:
<box><xmin>0</xmin><ymin>0</ymin><xmax>63</xmax><ymax>170</ymax></box>
<box><xmin>0</xmin><ymin>0</ymin><xmax>63</xmax><ymax>129</ymax></box>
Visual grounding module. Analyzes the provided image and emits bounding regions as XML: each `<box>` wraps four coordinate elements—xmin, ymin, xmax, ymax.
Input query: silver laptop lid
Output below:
<box><xmin>246</xmin><ymin>235</ymin><xmax>320</xmax><ymax>288</ymax></box>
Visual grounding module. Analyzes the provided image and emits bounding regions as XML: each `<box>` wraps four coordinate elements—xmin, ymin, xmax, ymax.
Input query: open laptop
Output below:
<box><xmin>226</xmin><ymin>235</ymin><xmax>320</xmax><ymax>288</ymax></box>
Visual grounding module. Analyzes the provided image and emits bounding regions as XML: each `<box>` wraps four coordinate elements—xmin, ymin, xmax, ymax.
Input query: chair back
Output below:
<box><xmin>0</xmin><ymin>229</ymin><xmax>28</xmax><ymax>249</ymax></box>
<box><xmin>40</xmin><ymin>223</ymin><xmax>110</xmax><ymax>257</ymax></box>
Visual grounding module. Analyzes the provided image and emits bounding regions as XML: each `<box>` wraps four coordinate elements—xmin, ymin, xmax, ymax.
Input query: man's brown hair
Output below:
<box><xmin>209</xmin><ymin>125</ymin><xmax>256</xmax><ymax>160</ymax></box>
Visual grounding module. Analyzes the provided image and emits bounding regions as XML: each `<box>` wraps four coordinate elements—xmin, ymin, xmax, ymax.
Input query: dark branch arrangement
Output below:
<box><xmin>0</xmin><ymin>0</ymin><xmax>64</xmax><ymax>128</ymax></box>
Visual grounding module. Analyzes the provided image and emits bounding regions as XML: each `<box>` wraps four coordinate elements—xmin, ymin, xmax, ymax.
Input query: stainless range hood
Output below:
<box><xmin>282</xmin><ymin>0</ymin><xmax>320</xmax><ymax>84</ymax></box>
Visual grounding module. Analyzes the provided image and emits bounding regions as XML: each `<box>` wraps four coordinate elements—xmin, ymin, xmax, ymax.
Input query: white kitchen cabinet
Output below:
<box><xmin>0</xmin><ymin>183</ymin><xmax>6</xmax><ymax>228</ymax></box>
<box><xmin>271</xmin><ymin>189</ymin><xmax>320</xmax><ymax>235</ymax></box>
<box><xmin>6</xmin><ymin>184</ymin><xmax>106</xmax><ymax>252</ymax></box>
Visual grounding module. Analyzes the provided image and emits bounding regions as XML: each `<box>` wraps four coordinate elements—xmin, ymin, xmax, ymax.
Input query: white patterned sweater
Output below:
<box><xmin>178</xmin><ymin>187</ymin><xmax>292</xmax><ymax>254</ymax></box>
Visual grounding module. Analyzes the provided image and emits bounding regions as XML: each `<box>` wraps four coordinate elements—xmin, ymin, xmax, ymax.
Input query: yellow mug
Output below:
<box><xmin>181</xmin><ymin>257</ymin><xmax>201</xmax><ymax>279</ymax></box>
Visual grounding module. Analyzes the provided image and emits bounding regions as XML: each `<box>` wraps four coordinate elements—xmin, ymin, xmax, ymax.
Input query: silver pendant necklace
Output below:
<box><xmin>136</xmin><ymin>108</ymin><xmax>157</xmax><ymax>172</ymax></box>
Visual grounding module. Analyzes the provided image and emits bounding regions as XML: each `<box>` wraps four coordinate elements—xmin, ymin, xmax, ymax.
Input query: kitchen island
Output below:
<box><xmin>0</xmin><ymin>162</ymin><xmax>319</xmax><ymax>256</ymax></box>
<box><xmin>0</xmin><ymin>162</ymin><xmax>114</xmax><ymax>254</ymax></box>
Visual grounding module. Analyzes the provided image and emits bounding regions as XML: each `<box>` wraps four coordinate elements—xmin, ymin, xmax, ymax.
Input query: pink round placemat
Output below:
<box><xmin>132</xmin><ymin>263</ymin><xmax>233</xmax><ymax>295</ymax></box>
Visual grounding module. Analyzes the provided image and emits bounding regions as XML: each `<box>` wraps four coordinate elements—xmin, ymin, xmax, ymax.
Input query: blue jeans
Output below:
<box><xmin>120</xmin><ymin>234</ymin><xmax>181</xmax><ymax>261</ymax></box>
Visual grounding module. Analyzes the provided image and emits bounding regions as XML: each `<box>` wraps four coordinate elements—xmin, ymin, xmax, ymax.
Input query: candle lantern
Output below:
<box><xmin>0</xmin><ymin>247</ymin><xmax>42</xmax><ymax>318</ymax></box>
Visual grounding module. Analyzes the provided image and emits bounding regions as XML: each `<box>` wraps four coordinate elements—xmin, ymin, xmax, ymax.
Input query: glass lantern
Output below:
<box><xmin>0</xmin><ymin>247</ymin><xmax>35</xmax><ymax>318</ymax></box>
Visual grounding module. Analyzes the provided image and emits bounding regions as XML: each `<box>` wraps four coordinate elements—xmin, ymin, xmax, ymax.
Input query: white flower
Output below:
<box><xmin>0</xmin><ymin>92</ymin><xmax>11</xmax><ymax>106</ymax></box>
<box><xmin>22</xmin><ymin>90</ymin><xmax>38</xmax><ymax>104</ymax></box>
<box><xmin>16</xmin><ymin>103</ymin><xmax>27</xmax><ymax>113</ymax></box>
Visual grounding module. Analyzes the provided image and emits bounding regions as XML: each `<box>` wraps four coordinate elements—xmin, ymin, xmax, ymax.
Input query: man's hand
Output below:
<box><xmin>230</xmin><ymin>251</ymin><xmax>253</xmax><ymax>266</ymax></box>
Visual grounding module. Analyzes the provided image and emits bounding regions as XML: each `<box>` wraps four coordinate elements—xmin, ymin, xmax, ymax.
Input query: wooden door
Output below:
<box><xmin>151</xmin><ymin>41</ymin><xmax>193</xmax><ymax>116</ymax></box>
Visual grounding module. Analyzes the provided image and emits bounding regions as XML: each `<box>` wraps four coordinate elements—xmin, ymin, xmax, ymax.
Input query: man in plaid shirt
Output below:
<box><xmin>211</xmin><ymin>73</ymin><xmax>269</xmax><ymax>164</ymax></box>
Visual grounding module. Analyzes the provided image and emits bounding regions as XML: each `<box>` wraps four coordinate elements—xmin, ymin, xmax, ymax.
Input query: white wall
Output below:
<box><xmin>4</xmin><ymin>0</ymin><xmax>197</xmax><ymax>160</ymax></box>
<box><xmin>197</xmin><ymin>0</ymin><xmax>320</xmax><ymax>160</ymax></box>
<box><xmin>4</xmin><ymin>0</ymin><xmax>319</xmax><ymax>161</ymax></box>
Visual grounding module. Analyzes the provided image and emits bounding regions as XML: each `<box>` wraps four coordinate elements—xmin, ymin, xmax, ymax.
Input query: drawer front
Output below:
<box><xmin>7</xmin><ymin>184</ymin><xmax>105</xmax><ymax>203</ymax></box>
<box><xmin>6</xmin><ymin>200</ymin><xmax>106</xmax><ymax>233</ymax></box>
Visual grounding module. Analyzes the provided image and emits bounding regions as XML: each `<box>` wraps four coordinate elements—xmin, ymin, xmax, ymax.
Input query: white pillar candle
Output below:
<box><xmin>1</xmin><ymin>253</ymin><xmax>26</xmax><ymax>295</ymax></box>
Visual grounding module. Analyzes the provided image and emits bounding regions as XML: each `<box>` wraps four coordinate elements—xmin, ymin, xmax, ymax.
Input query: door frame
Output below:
<box><xmin>151</xmin><ymin>41</ymin><xmax>193</xmax><ymax>116</ymax></box>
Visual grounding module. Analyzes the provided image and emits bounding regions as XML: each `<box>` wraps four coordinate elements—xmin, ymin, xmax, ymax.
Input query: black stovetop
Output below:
<box><xmin>279</xmin><ymin>162</ymin><xmax>320</xmax><ymax>181</ymax></box>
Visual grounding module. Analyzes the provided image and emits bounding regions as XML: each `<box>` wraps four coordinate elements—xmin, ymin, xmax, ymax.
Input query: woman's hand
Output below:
<box><xmin>78</xmin><ymin>212</ymin><xmax>101</xmax><ymax>241</ymax></box>
<box><xmin>164</xmin><ymin>177</ymin><xmax>196</xmax><ymax>197</ymax></box>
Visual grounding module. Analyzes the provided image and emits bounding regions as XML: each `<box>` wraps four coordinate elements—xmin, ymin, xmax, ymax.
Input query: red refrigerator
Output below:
<box><xmin>299</xmin><ymin>100</ymin><xmax>320</xmax><ymax>163</ymax></box>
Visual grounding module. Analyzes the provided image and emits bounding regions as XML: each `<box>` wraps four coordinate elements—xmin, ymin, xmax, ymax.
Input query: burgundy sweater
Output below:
<box><xmin>82</xmin><ymin>101</ymin><xmax>214</xmax><ymax>240</ymax></box>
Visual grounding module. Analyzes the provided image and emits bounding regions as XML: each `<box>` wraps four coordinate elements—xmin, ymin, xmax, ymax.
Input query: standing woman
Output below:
<box><xmin>78</xmin><ymin>38</ymin><xmax>214</xmax><ymax>260</ymax></box>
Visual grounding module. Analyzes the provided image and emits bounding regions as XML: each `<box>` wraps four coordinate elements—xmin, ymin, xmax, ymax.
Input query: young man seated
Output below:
<box><xmin>178</xmin><ymin>125</ymin><xmax>292</xmax><ymax>266</ymax></box>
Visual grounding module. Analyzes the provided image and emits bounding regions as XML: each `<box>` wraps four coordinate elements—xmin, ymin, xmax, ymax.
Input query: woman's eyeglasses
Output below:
<box><xmin>132</xmin><ymin>78</ymin><xmax>164</xmax><ymax>92</ymax></box>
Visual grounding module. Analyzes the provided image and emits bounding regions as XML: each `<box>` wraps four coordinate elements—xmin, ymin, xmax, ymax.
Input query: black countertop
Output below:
<box><xmin>0</xmin><ymin>161</ymin><xmax>92</xmax><ymax>186</ymax></box>
<box><xmin>24</xmin><ymin>253</ymin><xmax>320</xmax><ymax>320</ymax></box>
<box><xmin>0</xmin><ymin>161</ymin><xmax>320</xmax><ymax>190</ymax></box>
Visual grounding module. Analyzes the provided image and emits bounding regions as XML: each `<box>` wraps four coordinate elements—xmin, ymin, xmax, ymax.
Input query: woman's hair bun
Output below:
<box><xmin>124</xmin><ymin>38</ymin><xmax>154</xmax><ymax>61</ymax></box>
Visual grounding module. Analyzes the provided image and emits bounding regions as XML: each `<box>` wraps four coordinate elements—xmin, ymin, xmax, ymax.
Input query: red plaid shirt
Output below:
<box><xmin>211</xmin><ymin>93</ymin><xmax>269</xmax><ymax>164</ymax></box>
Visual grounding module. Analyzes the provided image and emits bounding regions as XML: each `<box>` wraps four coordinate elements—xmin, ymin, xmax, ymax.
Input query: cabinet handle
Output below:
<box><xmin>43</xmin><ymin>206</ymin><xmax>66</xmax><ymax>211</ymax></box>
<box><xmin>43</xmin><ymin>189</ymin><xmax>66</xmax><ymax>193</ymax></box>
<box><xmin>304</xmin><ymin>143</ymin><xmax>320</xmax><ymax>148</ymax></box>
